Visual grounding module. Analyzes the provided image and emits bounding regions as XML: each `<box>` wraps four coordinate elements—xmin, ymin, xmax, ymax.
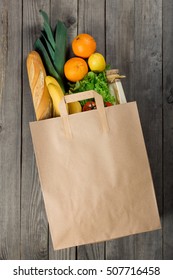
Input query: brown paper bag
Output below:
<box><xmin>30</xmin><ymin>90</ymin><xmax>161</xmax><ymax>250</ymax></box>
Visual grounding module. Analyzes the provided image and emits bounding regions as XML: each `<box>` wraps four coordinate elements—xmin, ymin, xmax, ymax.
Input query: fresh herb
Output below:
<box><xmin>68</xmin><ymin>70</ymin><xmax>115</xmax><ymax>106</ymax></box>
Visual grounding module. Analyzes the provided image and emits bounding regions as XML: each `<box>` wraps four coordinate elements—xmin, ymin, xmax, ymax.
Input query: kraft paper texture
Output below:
<box><xmin>30</xmin><ymin>91</ymin><xmax>161</xmax><ymax>250</ymax></box>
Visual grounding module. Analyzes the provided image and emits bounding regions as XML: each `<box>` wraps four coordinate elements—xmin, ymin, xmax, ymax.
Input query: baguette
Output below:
<box><xmin>26</xmin><ymin>51</ymin><xmax>52</xmax><ymax>120</ymax></box>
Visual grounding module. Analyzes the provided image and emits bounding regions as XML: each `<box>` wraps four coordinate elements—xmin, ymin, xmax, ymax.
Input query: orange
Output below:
<box><xmin>64</xmin><ymin>57</ymin><xmax>88</xmax><ymax>82</ymax></box>
<box><xmin>72</xmin><ymin>33</ymin><xmax>96</xmax><ymax>58</ymax></box>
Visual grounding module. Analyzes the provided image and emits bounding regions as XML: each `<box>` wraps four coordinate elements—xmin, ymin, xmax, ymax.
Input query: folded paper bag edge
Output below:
<box><xmin>29</xmin><ymin>101</ymin><xmax>137</xmax><ymax>125</ymax></box>
<box><xmin>52</xmin><ymin>226</ymin><xmax>162</xmax><ymax>251</ymax></box>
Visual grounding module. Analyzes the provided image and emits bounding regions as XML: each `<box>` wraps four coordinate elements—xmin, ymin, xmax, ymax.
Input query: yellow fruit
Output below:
<box><xmin>68</xmin><ymin>101</ymin><xmax>82</xmax><ymax>114</ymax></box>
<box><xmin>45</xmin><ymin>76</ymin><xmax>60</xmax><ymax>87</ymax></box>
<box><xmin>88</xmin><ymin>53</ymin><xmax>106</xmax><ymax>72</ymax></box>
<box><xmin>47</xmin><ymin>83</ymin><xmax>65</xmax><ymax>117</ymax></box>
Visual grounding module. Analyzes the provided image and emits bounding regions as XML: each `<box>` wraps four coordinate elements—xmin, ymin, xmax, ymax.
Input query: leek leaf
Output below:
<box><xmin>39</xmin><ymin>10</ymin><xmax>55</xmax><ymax>50</ymax></box>
<box><xmin>54</xmin><ymin>20</ymin><xmax>67</xmax><ymax>77</ymax></box>
<box><xmin>41</xmin><ymin>32</ymin><xmax>54</xmax><ymax>63</ymax></box>
<box><xmin>34</xmin><ymin>38</ymin><xmax>65</xmax><ymax>92</ymax></box>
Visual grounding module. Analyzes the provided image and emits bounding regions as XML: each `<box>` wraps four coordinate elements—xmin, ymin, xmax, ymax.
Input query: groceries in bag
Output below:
<box><xmin>26</xmin><ymin>10</ymin><xmax>126</xmax><ymax>120</ymax></box>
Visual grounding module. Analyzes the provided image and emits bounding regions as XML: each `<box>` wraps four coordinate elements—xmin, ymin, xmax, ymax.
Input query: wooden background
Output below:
<box><xmin>0</xmin><ymin>0</ymin><xmax>172</xmax><ymax>260</ymax></box>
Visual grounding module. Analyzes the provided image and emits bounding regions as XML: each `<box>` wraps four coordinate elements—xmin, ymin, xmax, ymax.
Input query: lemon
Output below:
<box><xmin>88</xmin><ymin>53</ymin><xmax>106</xmax><ymax>72</ymax></box>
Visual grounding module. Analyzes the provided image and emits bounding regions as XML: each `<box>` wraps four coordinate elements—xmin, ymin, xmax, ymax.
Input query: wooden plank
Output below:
<box><xmin>49</xmin><ymin>239</ymin><xmax>76</xmax><ymax>260</ymax></box>
<box><xmin>78</xmin><ymin>0</ymin><xmax>105</xmax><ymax>54</ymax></box>
<box><xmin>51</xmin><ymin>0</ymin><xmax>78</xmax><ymax>59</ymax></box>
<box><xmin>77</xmin><ymin>0</ymin><xmax>105</xmax><ymax>260</ymax></box>
<box><xmin>134</xmin><ymin>0</ymin><xmax>162</xmax><ymax>259</ymax></box>
<box><xmin>163</xmin><ymin>0</ymin><xmax>173</xmax><ymax>260</ymax></box>
<box><xmin>21</xmin><ymin>0</ymin><xmax>50</xmax><ymax>259</ymax></box>
<box><xmin>0</xmin><ymin>0</ymin><xmax>22</xmax><ymax>259</ymax></box>
<box><xmin>106</xmin><ymin>0</ymin><xmax>135</xmax><ymax>101</ymax></box>
<box><xmin>49</xmin><ymin>0</ymin><xmax>77</xmax><ymax>260</ymax></box>
<box><xmin>77</xmin><ymin>244</ymin><xmax>104</xmax><ymax>260</ymax></box>
<box><xmin>105</xmin><ymin>0</ymin><xmax>135</xmax><ymax>260</ymax></box>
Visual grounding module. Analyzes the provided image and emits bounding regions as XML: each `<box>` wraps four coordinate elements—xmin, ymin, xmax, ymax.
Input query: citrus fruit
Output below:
<box><xmin>88</xmin><ymin>53</ymin><xmax>106</xmax><ymax>72</ymax></box>
<box><xmin>72</xmin><ymin>33</ymin><xmax>96</xmax><ymax>58</ymax></box>
<box><xmin>64</xmin><ymin>57</ymin><xmax>88</xmax><ymax>82</ymax></box>
<box><xmin>68</xmin><ymin>101</ymin><xmax>82</xmax><ymax>114</ymax></box>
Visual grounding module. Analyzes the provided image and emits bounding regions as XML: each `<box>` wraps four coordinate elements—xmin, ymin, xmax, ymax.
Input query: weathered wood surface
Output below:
<box><xmin>77</xmin><ymin>0</ymin><xmax>105</xmax><ymax>260</ymax></box>
<box><xmin>163</xmin><ymin>0</ymin><xmax>173</xmax><ymax>260</ymax></box>
<box><xmin>0</xmin><ymin>0</ymin><xmax>172</xmax><ymax>259</ymax></box>
<box><xmin>106</xmin><ymin>0</ymin><xmax>136</xmax><ymax>260</ymax></box>
<box><xmin>49</xmin><ymin>0</ymin><xmax>78</xmax><ymax>260</ymax></box>
<box><xmin>0</xmin><ymin>0</ymin><xmax>22</xmax><ymax>259</ymax></box>
<box><xmin>21</xmin><ymin>0</ymin><xmax>49</xmax><ymax>260</ymax></box>
<box><xmin>134</xmin><ymin>0</ymin><xmax>163</xmax><ymax>260</ymax></box>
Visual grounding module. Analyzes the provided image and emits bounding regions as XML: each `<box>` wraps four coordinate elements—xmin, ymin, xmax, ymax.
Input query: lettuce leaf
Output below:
<box><xmin>68</xmin><ymin>71</ymin><xmax>115</xmax><ymax>106</ymax></box>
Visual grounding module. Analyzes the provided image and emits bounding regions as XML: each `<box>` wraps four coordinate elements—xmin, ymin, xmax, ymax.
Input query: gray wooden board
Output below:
<box><xmin>1</xmin><ymin>0</ymin><xmax>173</xmax><ymax>259</ymax></box>
<box><xmin>49</xmin><ymin>0</ymin><xmax>78</xmax><ymax>260</ymax></box>
<box><xmin>0</xmin><ymin>0</ymin><xmax>22</xmax><ymax>259</ymax></box>
<box><xmin>106</xmin><ymin>0</ymin><xmax>135</xmax><ymax>102</ymax></box>
<box><xmin>163</xmin><ymin>0</ymin><xmax>173</xmax><ymax>260</ymax></box>
<box><xmin>105</xmin><ymin>0</ymin><xmax>135</xmax><ymax>260</ymax></box>
<box><xmin>134</xmin><ymin>0</ymin><xmax>162</xmax><ymax>259</ymax></box>
<box><xmin>21</xmin><ymin>0</ymin><xmax>50</xmax><ymax>259</ymax></box>
<box><xmin>77</xmin><ymin>0</ymin><xmax>106</xmax><ymax>260</ymax></box>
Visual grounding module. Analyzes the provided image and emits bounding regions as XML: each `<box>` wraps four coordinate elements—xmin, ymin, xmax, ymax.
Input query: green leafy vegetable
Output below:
<box><xmin>39</xmin><ymin>10</ymin><xmax>55</xmax><ymax>50</ymax></box>
<box><xmin>54</xmin><ymin>20</ymin><xmax>67</xmax><ymax>77</ymax></box>
<box><xmin>68</xmin><ymin>71</ymin><xmax>116</xmax><ymax>106</ymax></box>
<box><xmin>34</xmin><ymin>10</ymin><xmax>67</xmax><ymax>92</ymax></box>
<box><xmin>34</xmin><ymin>38</ymin><xmax>65</xmax><ymax>92</ymax></box>
<box><xmin>40</xmin><ymin>32</ymin><xmax>55</xmax><ymax>62</ymax></box>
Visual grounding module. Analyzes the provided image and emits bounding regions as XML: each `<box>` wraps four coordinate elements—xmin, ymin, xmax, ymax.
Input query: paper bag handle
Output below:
<box><xmin>59</xmin><ymin>90</ymin><xmax>109</xmax><ymax>138</ymax></box>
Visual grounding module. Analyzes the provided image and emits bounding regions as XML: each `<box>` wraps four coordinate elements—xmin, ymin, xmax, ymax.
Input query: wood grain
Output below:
<box><xmin>51</xmin><ymin>0</ymin><xmax>78</xmax><ymax>59</ymax></box>
<box><xmin>0</xmin><ymin>0</ymin><xmax>22</xmax><ymax>259</ymax></box>
<box><xmin>105</xmin><ymin>0</ymin><xmax>135</xmax><ymax>260</ymax></box>
<box><xmin>0</xmin><ymin>0</ymin><xmax>172</xmax><ymax>260</ymax></box>
<box><xmin>77</xmin><ymin>0</ymin><xmax>105</xmax><ymax>260</ymax></box>
<box><xmin>49</xmin><ymin>0</ymin><xmax>78</xmax><ymax>260</ymax></box>
<box><xmin>21</xmin><ymin>0</ymin><xmax>50</xmax><ymax>259</ymax></box>
<box><xmin>163</xmin><ymin>0</ymin><xmax>173</xmax><ymax>260</ymax></box>
<box><xmin>78</xmin><ymin>0</ymin><xmax>105</xmax><ymax>54</ymax></box>
<box><xmin>106</xmin><ymin>0</ymin><xmax>135</xmax><ymax>102</ymax></box>
<box><xmin>134</xmin><ymin>0</ymin><xmax>162</xmax><ymax>259</ymax></box>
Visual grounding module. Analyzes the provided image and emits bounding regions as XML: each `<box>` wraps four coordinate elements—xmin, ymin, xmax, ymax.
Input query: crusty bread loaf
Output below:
<box><xmin>26</xmin><ymin>51</ymin><xmax>52</xmax><ymax>120</ymax></box>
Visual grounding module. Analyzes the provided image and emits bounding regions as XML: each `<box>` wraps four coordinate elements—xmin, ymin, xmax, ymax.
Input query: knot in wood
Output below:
<box><xmin>67</xmin><ymin>16</ymin><xmax>76</xmax><ymax>26</ymax></box>
<box><xmin>167</xmin><ymin>88</ymin><xmax>173</xmax><ymax>104</ymax></box>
